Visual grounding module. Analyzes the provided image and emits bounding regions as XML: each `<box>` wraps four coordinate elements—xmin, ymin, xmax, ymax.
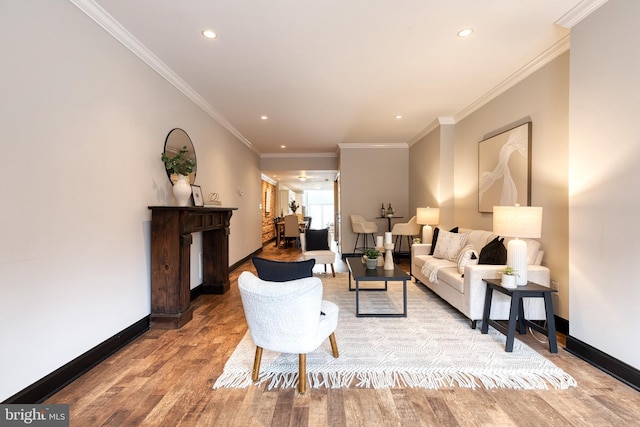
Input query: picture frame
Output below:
<box><xmin>478</xmin><ymin>122</ymin><xmax>531</xmax><ymax>213</ymax></box>
<box><xmin>191</xmin><ymin>185</ymin><xmax>204</xmax><ymax>207</ymax></box>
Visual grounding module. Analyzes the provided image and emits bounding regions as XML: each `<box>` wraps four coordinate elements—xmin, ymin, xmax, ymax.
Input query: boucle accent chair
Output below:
<box><xmin>237</xmin><ymin>271</ymin><xmax>340</xmax><ymax>393</ymax></box>
<box><xmin>300</xmin><ymin>229</ymin><xmax>336</xmax><ymax>277</ymax></box>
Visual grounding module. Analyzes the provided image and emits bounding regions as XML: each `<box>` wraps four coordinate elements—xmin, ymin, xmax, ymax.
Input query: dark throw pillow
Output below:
<box><xmin>305</xmin><ymin>228</ymin><xmax>330</xmax><ymax>251</ymax></box>
<box><xmin>252</xmin><ymin>257</ymin><xmax>315</xmax><ymax>282</ymax></box>
<box><xmin>429</xmin><ymin>226</ymin><xmax>459</xmax><ymax>255</ymax></box>
<box><xmin>478</xmin><ymin>237</ymin><xmax>507</xmax><ymax>265</ymax></box>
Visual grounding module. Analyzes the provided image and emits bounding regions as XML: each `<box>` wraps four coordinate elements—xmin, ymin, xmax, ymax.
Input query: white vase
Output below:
<box><xmin>173</xmin><ymin>174</ymin><xmax>191</xmax><ymax>206</ymax></box>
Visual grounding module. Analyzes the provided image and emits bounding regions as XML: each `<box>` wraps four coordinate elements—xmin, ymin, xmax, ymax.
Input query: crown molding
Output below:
<box><xmin>454</xmin><ymin>34</ymin><xmax>570</xmax><ymax>124</ymax></box>
<box><xmin>555</xmin><ymin>0</ymin><xmax>609</xmax><ymax>28</ymax></box>
<box><xmin>260</xmin><ymin>152</ymin><xmax>337</xmax><ymax>159</ymax></box>
<box><xmin>337</xmin><ymin>142</ymin><xmax>409</xmax><ymax>150</ymax></box>
<box><xmin>69</xmin><ymin>0</ymin><xmax>260</xmax><ymax>155</ymax></box>
<box><xmin>261</xmin><ymin>174</ymin><xmax>277</xmax><ymax>185</ymax></box>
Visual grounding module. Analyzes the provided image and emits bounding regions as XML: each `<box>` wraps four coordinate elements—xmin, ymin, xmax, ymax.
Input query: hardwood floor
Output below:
<box><xmin>46</xmin><ymin>242</ymin><xmax>640</xmax><ymax>426</ymax></box>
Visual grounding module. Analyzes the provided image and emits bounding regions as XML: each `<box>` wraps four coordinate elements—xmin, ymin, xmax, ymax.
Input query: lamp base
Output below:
<box><xmin>421</xmin><ymin>225</ymin><xmax>433</xmax><ymax>245</ymax></box>
<box><xmin>506</xmin><ymin>238</ymin><xmax>528</xmax><ymax>286</ymax></box>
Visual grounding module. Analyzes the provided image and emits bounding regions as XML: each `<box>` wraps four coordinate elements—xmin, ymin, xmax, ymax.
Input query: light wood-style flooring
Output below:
<box><xmin>46</xmin><ymin>242</ymin><xmax>640</xmax><ymax>426</ymax></box>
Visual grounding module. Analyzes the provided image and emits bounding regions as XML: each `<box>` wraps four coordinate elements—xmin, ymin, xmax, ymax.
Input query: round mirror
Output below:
<box><xmin>163</xmin><ymin>128</ymin><xmax>197</xmax><ymax>184</ymax></box>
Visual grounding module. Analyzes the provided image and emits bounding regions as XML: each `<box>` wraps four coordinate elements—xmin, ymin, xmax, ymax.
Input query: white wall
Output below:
<box><xmin>0</xmin><ymin>1</ymin><xmax>261</xmax><ymax>401</ymax></box>
<box><xmin>569</xmin><ymin>0</ymin><xmax>640</xmax><ymax>369</ymax></box>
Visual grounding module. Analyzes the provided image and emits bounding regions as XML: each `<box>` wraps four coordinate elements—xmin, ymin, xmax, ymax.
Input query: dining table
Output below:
<box><xmin>275</xmin><ymin>219</ymin><xmax>309</xmax><ymax>247</ymax></box>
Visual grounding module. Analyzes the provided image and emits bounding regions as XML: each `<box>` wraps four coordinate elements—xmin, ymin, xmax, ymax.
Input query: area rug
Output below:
<box><xmin>213</xmin><ymin>273</ymin><xmax>576</xmax><ymax>391</ymax></box>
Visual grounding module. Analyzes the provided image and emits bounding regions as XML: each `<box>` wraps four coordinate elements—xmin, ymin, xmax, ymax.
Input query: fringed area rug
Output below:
<box><xmin>213</xmin><ymin>273</ymin><xmax>576</xmax><ymax>391</ymax></box>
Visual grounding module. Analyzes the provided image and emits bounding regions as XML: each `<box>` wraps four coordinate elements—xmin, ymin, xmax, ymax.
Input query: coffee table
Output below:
<box><xmin>346</xmin><ymin>257</ymin><xmax>409</xmax><ymax>317</ymax></box>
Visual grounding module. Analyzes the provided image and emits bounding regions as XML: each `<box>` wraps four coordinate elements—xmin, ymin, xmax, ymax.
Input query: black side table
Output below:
<box><xmin>481</xmin><ymin>279</ymin><xmax>558</xmax><ymax>353</ymax></box>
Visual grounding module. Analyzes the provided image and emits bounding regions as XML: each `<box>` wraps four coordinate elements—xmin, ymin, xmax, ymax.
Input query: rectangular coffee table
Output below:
<box><xmin>346</xmin><ymin>257</ymin><xmax>409</xmax><ymax>317</ymax></box>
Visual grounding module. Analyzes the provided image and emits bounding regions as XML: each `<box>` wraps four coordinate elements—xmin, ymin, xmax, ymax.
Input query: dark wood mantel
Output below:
<box><xmin>148</xmin><ymin>206</ymin><xmax>237</xmax><ymax>329</ymax></box>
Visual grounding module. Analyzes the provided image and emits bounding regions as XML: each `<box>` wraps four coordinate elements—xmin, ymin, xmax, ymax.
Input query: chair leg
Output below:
<box><xmin>329</xmin><ymin>332</ymin><xmax>339</xmax><ymax>358</ymax></box>
<box><xmin>330</xmin><ymin>263</ymin><xmax>335</xmax><ymax>277</ymax></box>
<box><xmin>298</xmin><ymin>354</ymin><xmax>307</xmax><ymax>393</ymax></box>
<box><xmin>353</xmin><ymin>234</ymin><xmax>361</xmax><ymax>253</ymax></box>
<box><xmin>252</xmin><ymin>346</ymin><xmax>263</xmax><ymax>381</ymax></box>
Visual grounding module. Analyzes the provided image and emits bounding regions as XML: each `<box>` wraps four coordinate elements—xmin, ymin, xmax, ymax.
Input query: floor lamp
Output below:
<box><xmin>492</xmin><ymin>205</ymin><xmax>543</xmax><ymax>286</ymax></box>
<box><xmin>416</xmin><ymin>207</ymin><xmax>440</xmax><ymax>245</ymax></box>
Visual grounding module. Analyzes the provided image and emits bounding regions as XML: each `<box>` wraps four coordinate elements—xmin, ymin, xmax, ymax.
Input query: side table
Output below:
<box><xmin>481</xmin><ymin>279</ymin><xmax>558</xmax><ymax>353</ymax></box>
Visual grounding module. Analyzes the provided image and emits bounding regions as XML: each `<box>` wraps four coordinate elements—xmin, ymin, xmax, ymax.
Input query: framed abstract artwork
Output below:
<box><xmin>478</xmin><ymin>122</ymin><xmax>532</xmax><ymax>213</ymax></box>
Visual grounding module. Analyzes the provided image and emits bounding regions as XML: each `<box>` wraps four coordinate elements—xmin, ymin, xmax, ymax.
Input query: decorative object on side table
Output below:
<box><xmin>363</xmin><ymin>249</ymin><xmax>381</xmax><ymax>269</ymax></box>
<box><xmin>493</xmin><ymin>204</ymin><xmax>543</xmax><ymax>286</ymax></box>
<box><xmin>386</xmin><ymin>203</ymin><xmax>394</xmax><ymax>217</ymax></box>
<box><xmin>501</xmin><ymin>266</ymin><xmax>518</xmax><ymax>289</ymax></box>
<box><xmin>383</xmin><ymin>232</ymin><xmax>394</xmax><ymax>270</ymax></box>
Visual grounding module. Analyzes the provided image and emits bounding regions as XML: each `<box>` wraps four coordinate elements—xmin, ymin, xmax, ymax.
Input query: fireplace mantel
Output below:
<box><xmin>148</xmin><ymin>206</ymin><xmax>237</xmax><ymax>329</ymax></box>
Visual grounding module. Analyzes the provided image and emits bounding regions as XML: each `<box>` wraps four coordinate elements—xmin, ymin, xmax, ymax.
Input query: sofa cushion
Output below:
<box><xmin>465</xmin><ymin>230</ymin><xmax>497</xmax><ymax>253</ymax></box>
<box><xmin>438</xmin><ymin>267</ymin><xmax>465</xmax><ymax>293</ymax></box>
<box><xmin>478</xmin><ymin>237</ymin><xmax>507</xmax><ymax>265</ymax></box>
<box><xmin>430</xmin><ymin>226</ymin><xmax>459</xmax><ymax>255</ymax></box>
<box><xmin>457</xmin><ymin>245</ymin><xmax>479</xmax><ymax>274</ymax></box>
<box><xmin>305</xmin><ymin>228</ymin><xmax>330</xmax><ymax>250</ymax></box>
<box><xmin>433</xmin><ymin>230</ymin><xmax>468</xmax><ymax>262</ymax></box>
<box><xmin>252</xmin><ymin>257</ymin><xmax>315</xmax><ymax>282</ymax></box>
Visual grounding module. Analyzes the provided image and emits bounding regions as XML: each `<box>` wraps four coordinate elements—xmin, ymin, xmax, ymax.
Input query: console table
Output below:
<box><xmin>148</xmin><ymin>206</ymin><xmax>236</xmax><ymax>329</ymax></box>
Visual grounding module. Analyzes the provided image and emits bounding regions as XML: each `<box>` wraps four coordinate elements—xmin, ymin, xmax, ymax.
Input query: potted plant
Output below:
<box><xmin>363</xmin><ymin>249</ymin><xmax>381</xmax><ymax>269</ymax></box>
<box><xmin>161</xmin><ymin>146</ymin><xmax>196</xmax><ymax>206</ymax></box>
<box><xmin>501</xmin><ymin>266</ymin><xmax>518</xmax><ymax>288</ymax></box>
<box><xmin>161</xmin><ymin>146</ymin><xmax>196</xmax><ymax>180</ymax></box>
<box><xmin>289</xmin><ymin>200</ymin><xmax>299</xmax><ymax>213</ymax></box>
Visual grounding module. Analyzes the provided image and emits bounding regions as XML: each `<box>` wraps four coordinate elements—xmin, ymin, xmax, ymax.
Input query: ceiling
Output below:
<box><xmin>79</xmin><ymin>0</ymin><xmax>602</xmax><ymax>191</ymax></box>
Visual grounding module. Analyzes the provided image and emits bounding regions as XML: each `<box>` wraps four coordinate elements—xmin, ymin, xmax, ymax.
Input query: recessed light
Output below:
<box><xmin>202</xmin><ymin>29</ymin><xmax>217</xmax><ymax>39</ymax></box>
<box><xmin>280</xmin><ymin>145</ymin><xmax>286</xmax><ymax>149</ymax></box>
<box><xmin>298</xmin><ymin>176</ymin><xmax>307</xmax><ymax>181</ymax></box>
<box><xmin>394</xmin><ymin>115</ymin><xmax>403</xmax><ymax>119</ymax></box>
<box><xmin>260</xmin><ymin>115</ymin><xmax>268</xmax><ymax>120</ymax></box>
<box><xmin>457</xmin><ymin>28</ymin><xmax>473</xmax><ymax>38</ymax></box>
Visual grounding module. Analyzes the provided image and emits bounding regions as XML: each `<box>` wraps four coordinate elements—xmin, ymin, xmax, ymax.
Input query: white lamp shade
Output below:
<box><xmin>492</xmin><ymin>206</ymin><xmax>542</xmax><ymax>239</ymax></box>
<box><xmin>416</xmin><ymin>207</ymin><xmax>440</xmax><ymax>225</ymax></box>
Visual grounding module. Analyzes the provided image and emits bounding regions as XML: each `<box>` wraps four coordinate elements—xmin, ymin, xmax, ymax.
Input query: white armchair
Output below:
<box><xmin>237</xmin><ymin>271</ymin><xmax>340</xmax><ymax>393</ymax></box>
<box><xmin>300</xmin><ymin>229</ymin><xmax>336</xmax><ymax>276</ymax></box>
<box><xmin>350</xmin><ymin>214</ymin><xmax>379</xmax><ymax>253</ymax></box>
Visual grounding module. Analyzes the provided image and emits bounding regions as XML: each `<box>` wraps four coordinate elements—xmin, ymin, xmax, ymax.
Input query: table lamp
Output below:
<box><xmin>492</xmin><ymin>205</ymin><xmax>542</xmax><ymax>286</ymax></box>
<box><xmin>416</xmin><ymin>207</ymin><xmax>440</xmax><ymax>244</ymax></box>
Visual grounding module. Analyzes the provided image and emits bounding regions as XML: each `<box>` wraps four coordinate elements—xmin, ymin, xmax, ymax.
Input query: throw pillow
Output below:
<box><xmin>305</xmin><ymin>228</ymin><xmax>330</xmax><ymax>251</ymax></box>
<box><xmin>457</xmin><ymin>244</ymin><xmax>479</xmax><ymax>274</ymax></box>
<box><xmin>429</xmin><ymin>226</ymin><xmax>459</xmax><ymax>255</ymax></box>
<box><xmin>252</xmin><ymin>257</ymin><xmax>315</xmax><ymax>282</ymax></box>
<box><xmin>478</xmin><ymin>237</ymin><xmax>507</xmax><ymax>265</ymax></box>
<box><xmin>433</xmin><ymin>230</ymin><xmax>468</xmax><ymax>262</ymax></box>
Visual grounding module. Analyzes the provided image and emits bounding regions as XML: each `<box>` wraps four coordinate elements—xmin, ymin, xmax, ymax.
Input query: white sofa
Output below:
<box><xmin>411</xmin><ymin>228</ymin><xmax>550</xmax><ymax>328</ymax></box>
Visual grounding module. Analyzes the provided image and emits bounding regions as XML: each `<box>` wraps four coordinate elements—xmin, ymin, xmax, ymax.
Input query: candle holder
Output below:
<box><xmin>384</xmin><ymin>243</ymin><xmax>395</xmax><ymax>270</ymax></box>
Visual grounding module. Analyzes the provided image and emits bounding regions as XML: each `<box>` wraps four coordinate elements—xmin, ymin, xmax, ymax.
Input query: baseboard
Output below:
<box><xmin>3</xmin><ymin>316</ymin><xmax>150</xmax><ymax>404</ymax></box>
<box><xmin>566</xmin><ymin>335</ymin><xmax>640</xmax><ymax>392</ymax></box>
<box><xmin>554</xmin><ymin>315</ymin><xmax>569</xmax><ymax>335</ymax></box>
